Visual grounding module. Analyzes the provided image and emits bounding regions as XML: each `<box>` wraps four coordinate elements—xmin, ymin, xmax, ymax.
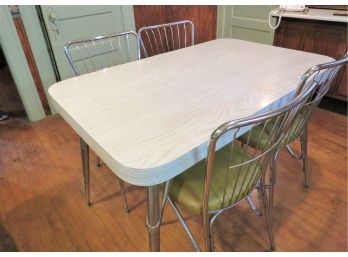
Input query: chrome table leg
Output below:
<box><xmin>146</xmin><ymin>185</ymin><xmax>161</xmax><ymax>251</ymax></box>
<box><xmin>80</xmin><ymin>138</ymin><xmax>90</xmax><ymax>206</ymax></box>
<box><xmin>119</xmin><ymin>179</ymin><xmax>130</xmax><ymax>213</ymax></box>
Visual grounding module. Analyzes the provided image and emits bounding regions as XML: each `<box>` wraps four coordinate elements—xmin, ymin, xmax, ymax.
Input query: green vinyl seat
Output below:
<box><xmin>168</xmin><ymin>143</ymin><xmax>260</xmax><ymax>216</ymax></box>
<box><xmin>239</xmin><ymin>112</ymin><xmax>306</xmax><ymax>151</ymax></box>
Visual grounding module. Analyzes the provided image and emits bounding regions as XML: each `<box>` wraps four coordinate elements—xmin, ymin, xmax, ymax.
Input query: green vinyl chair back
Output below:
<box><xmin>64</xmin><ymin>31</ymin><xmax>140</xmax><ymax>76</ymax></box>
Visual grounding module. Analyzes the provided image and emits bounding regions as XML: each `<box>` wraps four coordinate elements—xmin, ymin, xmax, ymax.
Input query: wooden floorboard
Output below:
<box><xmin>0</xmin><ymin>108</ymin><xmax>346</xmax><ymax>251</ymax></box>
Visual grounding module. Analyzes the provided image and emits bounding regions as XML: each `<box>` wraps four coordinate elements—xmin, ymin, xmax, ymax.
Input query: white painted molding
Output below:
<box><xmin>0</xmin><ymin>6</ymin><xmax>45</xmax><ymax>121</ymax></box>
<box><xmin>19</xmin><ymin>5</ymin><xmax>58</xmax><ymax>114</ymax></box>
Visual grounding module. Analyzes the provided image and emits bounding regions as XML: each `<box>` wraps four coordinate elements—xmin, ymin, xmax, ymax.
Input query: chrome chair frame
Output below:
<box><xmin>138</xmin><ymin>20</ymin><xmax>195</xmax><ymax>58</ymax></box>
<box><xmin>158</xmin><ymin>84</ymin><xmax>317</xmax><ymax>251</ymax></box>
<box><xmin>64</xmin><ymin>31</ymin><xmax>141</xmax><ymax>76</ymax></box>
<box><xmin>266</xmin><ymin>53</ymin><xmax>348</xmax><ymax>232</ymax></box>
<box><xmin>64</xmin><ymin>31</ymin><xmax>141</xmax><ymax>213</ymax></box>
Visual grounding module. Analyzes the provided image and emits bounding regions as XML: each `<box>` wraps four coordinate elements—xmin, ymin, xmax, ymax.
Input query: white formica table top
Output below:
<box><xmin>48</xmin><ymin>39</ymin><xmax>333</xmax><ymax>186</ymax></box>
<box><xmin>271</xmin><ymin>8</ymin><xmax>348</xmax><ymax>23</ymax></box>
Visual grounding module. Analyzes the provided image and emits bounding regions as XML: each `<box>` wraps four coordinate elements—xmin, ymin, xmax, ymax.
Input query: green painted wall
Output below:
<box><xmin>217</xmin><ymin>5</ymin><xmax>277</xmax><ymax>45</ymax></box>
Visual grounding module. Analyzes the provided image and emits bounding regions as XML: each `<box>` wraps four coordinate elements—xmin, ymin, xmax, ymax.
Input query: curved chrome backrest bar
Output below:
<box><xmin>202</xmin><ymin>53</ymin><xmax>348</xmax><ymax>225</ymax></box>
<box><xmin>138</xmin><ymin>20</ymin><xmax>195</xmax><ymax>58</ymax></box>
<box><xmin>201</xmin><ymin>81</ymin><xmax>318</xmax><ymax>250</ymax></box>
<box><xmin>64</xmin><ymin>31</ymin><xmax>141</xmax><ymax>76</ymax></box>
<box><xmin>281</xmin><ymin>52</ymin><xmax>348</xmax><ymax>143</ymax></box>
<box><xmin>296</xmin><ymin>51</ymin><xmax>348</xmax><ymax>95</ymax></box>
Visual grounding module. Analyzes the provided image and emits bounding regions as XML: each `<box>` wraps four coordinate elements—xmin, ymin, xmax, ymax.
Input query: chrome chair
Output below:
<box><xmin>138</xmin><ymin>20</ymin><xmax>194</xmax><ymax>58</ymax></box>
<box><xmin>64</xmin><ymin>31</ymin><xmax>141</xmax><ymax>213</ymax></box>
<box><xmin>156</xmin><ymin>85</ymin><xmax>316</xmax><ymax>251</ymax></box>
<box><xmin>239</xmin><ymin>53</ymin><xmax>348</xmax><ymax>229</ymax></box>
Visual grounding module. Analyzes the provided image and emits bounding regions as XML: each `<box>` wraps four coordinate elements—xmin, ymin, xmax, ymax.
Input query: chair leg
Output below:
<box><xmin>301</xmin><ymin>127</ymin><xmax>310</xmax><ymax>190</ymax></box>
<box><xmin>118</xmin><ymin>179</ymin><xmax>130</xmax><ymax>214</ymax></box>
<box><xmin>256</xmin><ymin>183</ymin><xmax>264</xmax><ymax>216</ymax></box>
<box><xmin>80</xmin><ymin>138</ymin><xmax>90</xmax><ymax>206</ymax></box>
<box><xmin>209</xmin><ymin>217</ymin><xmax>215</xmax><ymax>252</ymax></box>
<box><xmin>208</xmin><ymin>212</ymin><xmax>225</xmax><ymax>252</ymax></box>
<box><xmin>204</xmin><ymin>214</ymin><xmax>214</xmax><ymax>252</ymax></box>
<box><xmin>202</xmin><ymin>208</ymin><xmax>215</xmax><ymax>252</ymax></box>
<box><xmin>268</xmin><ymin>150</ymin><xmax>279</xmax><ymax>234</ymax></box>
<box><xmin>168</xmin><ymin>197</ymin><xmax>201</xmax><ymax>251</ymax></box>
<box><xmin>95</xmin><ymin>155</ymin><xmax>129</xmax><ymax>212</ymax></box>
<box><xmin>96</xmin><ymin>156</ymin><xmax>101</xmax><ymax>168</ymax></box>
<box><xmin>260</xmin><ymin>179</ymin><xmax>276</xmax><ymax>251</ymax></box>
<box><xmin>246</xmin><ymin>195</ymin><xmax>262</xmax><ymax>216</ymax></box>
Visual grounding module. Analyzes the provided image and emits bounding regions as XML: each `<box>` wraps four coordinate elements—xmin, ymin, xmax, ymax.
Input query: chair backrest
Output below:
<box><xmin>138</xmin><ymin>20</ymin><xmax>195</xmax><ymax>58</ymax></box>
<box><xmin>281</xmin><ymin>52</ymin><xmax>348</xmax><ymax>143</ymax></box>
<box><xmin>202</xmin><ymin>81</ymin><xmax>318</xmax><ymax>218</ymax></box>
<box><xmin>64</xmin><ymin>31</ymin><xmax>140</xmax><ymax>76</ymax></box>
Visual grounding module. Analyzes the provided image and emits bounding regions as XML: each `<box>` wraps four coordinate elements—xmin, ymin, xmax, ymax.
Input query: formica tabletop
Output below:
<box><xmin>48</xmin><ymin>39</ymin><xmax>333</xmax><ymax>186</ymax></box>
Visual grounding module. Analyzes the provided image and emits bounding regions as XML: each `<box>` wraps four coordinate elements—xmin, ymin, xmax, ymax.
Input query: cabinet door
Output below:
<box><xmin>273</xmin><ymin>18</ymin><xmax>347</xmax><ymax>100</ymax></box>
<box><xmin>274</xmin><ymin>18</ymin><xmax>347</xmax><ymax>59</ymax></box>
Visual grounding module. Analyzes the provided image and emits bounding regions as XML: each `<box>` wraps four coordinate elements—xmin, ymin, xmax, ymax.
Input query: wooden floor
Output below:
<box><xmin>0</xmin><ymin>108</ymin><xmax>346</xmax><ymax>251</ymax></box>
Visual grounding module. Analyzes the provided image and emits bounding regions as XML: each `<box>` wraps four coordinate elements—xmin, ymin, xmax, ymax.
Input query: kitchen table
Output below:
<box><xmin>48</xmin><ymin>38</ymin><xmax>332</xmax><ymax>251</ymax></box>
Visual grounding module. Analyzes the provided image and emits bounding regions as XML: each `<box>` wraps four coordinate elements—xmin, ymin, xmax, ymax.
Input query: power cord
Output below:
<box><xmin>269</xmin><ymin>7</ymin><xmax>283</xmax><ymax>30</ymax></box>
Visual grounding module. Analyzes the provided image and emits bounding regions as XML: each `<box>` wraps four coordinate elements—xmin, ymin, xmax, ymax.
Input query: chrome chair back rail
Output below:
<box><xmin>138</xmin><ymin>20</ymin><xmax>194</xmax><ymax>57</ymax></box>
<box><xmin>64</xmin><ymin>31</ymin><xmax>140</xmax><ymax>76</ymax></box>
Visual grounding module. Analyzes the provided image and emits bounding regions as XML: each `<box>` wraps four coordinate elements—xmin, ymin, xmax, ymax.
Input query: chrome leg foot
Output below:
<box><xmin>80</xmin><ymin>138</ymin><xmax>90</xmax><ymax>206</ymax></box>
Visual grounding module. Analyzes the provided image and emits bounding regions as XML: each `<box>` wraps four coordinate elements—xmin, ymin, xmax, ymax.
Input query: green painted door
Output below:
<box><xmin>40</xmin><ymin>5</ymin><xmax>136</xmax><ymax>80</ymax></box>
<box><xmin>217</xmin><ymin>5</ymin><xmax>277</xmax><ymax>45</ymax></box>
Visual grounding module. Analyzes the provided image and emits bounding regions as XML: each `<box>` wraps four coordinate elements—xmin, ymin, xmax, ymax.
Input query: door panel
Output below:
<box><xmin>217</xmin><ymin>5</ymin><xmax>277</xmax><ymax>45</ymax></box>
<box><xmin>41</xmin><ymin>5</ymin><xmax>136</xmax><ymax>80</ymax></box>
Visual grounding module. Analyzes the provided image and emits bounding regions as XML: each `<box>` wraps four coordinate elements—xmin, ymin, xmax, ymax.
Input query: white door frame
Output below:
<box><xmin>19</xmin><ymin>5</ymin><xmax>58</xmax><ymax>114</ymax></box>
<box><xmin>0</xmin><ymin>6</ymin><xmax>45</xmax><ymax>121</ymax></box>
